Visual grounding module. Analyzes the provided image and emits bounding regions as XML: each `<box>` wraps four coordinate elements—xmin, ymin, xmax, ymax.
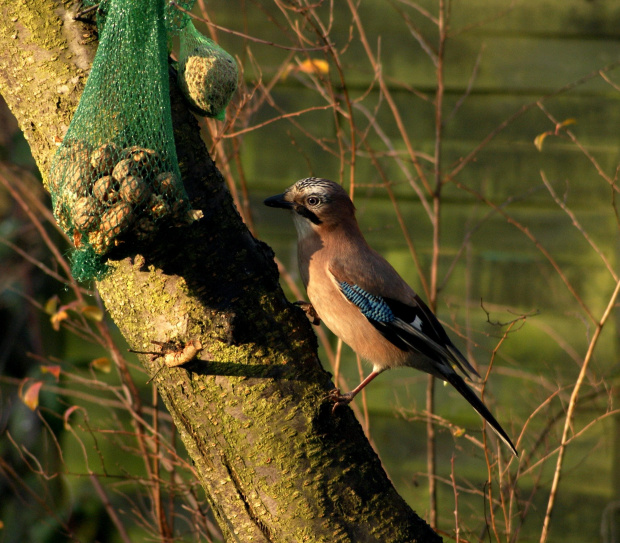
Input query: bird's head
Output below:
<box><xmin>264</xmin><ymin>178</ymin><xmax>355</xmax><ymax>235</ymax></box>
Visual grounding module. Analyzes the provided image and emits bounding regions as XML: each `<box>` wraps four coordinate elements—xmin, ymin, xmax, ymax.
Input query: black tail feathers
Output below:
<box><xmin>443</xmin><ymin>370</ymin><xmax>518</xmax><ymax>457</ymax></box>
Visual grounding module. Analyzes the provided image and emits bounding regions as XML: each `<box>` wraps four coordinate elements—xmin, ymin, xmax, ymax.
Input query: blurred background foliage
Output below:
<box><xmin>1</xmin><ymin>0</ymin><xmax>620</xmax><ymax>541</ymax></box>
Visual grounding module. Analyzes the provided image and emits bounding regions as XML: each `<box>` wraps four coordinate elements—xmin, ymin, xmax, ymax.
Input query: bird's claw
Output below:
<box><xmin>294</xmin><ymin>300</ymin><xmax>321</xmax><ymax>326</ymax></box>
<box><xmin>325</xmin><ymin>388</ymin><xmax>354</xmax><ymax>414</ymax></box>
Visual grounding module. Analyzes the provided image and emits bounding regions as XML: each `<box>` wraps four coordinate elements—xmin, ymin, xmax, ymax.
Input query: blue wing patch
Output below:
<box><xmin>338</xmin><ymin>282</ymin><xmax>394</xmax><ymax>323</ymax></box>
<box><xmin>337</xmin><ymin>278</ymin><xmax>480</xmax><ymax>380</ymax></box>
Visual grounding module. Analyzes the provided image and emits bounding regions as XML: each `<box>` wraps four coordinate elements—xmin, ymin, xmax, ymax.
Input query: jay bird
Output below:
<box><xmin>264</xmin><ymin>177</ymin><xmax>518</xmax><ymax>457</ymax></box>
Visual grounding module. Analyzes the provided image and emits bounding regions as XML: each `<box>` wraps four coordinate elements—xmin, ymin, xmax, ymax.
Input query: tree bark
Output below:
<box><xmin>0</xmin><ymin>1</ymin><xmax>441</xmax><ymax>541</ymax></box>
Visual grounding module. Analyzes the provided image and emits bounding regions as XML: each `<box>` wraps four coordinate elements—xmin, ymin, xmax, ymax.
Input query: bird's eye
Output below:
<box><xmin>306</xmin><ymin>196</ymin><xmax>320</xmax><ymax>206</ymax></box>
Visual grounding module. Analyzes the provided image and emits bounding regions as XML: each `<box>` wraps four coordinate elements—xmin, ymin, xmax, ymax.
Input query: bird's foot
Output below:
<box><xmin>294</xmin><ymin>300</ymin><xmax>321</xmax><ymax>325</ymax></box>
<box><xmin>325</xmin><ymin>388</ymin><xmax>355</xmax><ymax>414</ymax></box>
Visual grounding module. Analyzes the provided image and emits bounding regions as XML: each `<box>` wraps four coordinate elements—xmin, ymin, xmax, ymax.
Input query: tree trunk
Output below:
<box><xmin>0</xmin><ymin>1</ymin><xmax>440</xmax><ymax>541</ymax></box>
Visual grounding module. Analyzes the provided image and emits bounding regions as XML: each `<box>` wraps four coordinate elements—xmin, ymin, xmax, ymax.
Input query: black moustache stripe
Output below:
<box><xmin>295</xmin><ymin>206</ymin><xmax>322</xmax><ymax>225</ymax></box>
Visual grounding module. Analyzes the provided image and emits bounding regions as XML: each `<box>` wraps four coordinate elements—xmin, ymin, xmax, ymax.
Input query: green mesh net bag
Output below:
<box><xmin>164</xmin><ymin>0</ymin><xmax>196</xmax><ymax>35</ymax></box>
<box><xmin>49</xmin><ymin>0</ymin><xmax>192</xmax><ymax>281</ymax></box>
<box><xmin>177</xmin><ymin>21</ymin><xmax>238</xmax><ymax>120</ymax></box>
<box><xmin>83</xmin><ymin>0</ymin><xmax>196</xmax><ymax>36</ymax></box>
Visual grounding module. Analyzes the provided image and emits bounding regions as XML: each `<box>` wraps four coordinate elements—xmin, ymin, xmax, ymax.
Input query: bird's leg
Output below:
<box><xmin>293</xmin><ymin>300</ymin><xmax>321</xmax><ymax>325</ymax></box>
<box><xmin>327</xmin><ymin>370</ymin><xmax>381</xmax><ymax>413</ymax></box>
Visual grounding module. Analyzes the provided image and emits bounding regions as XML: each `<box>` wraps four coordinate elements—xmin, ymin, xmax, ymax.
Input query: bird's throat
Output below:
<box><xmin>292</xmin><ymin>212</ymin><xmax>318</xmax><ymax>239</ymax></box>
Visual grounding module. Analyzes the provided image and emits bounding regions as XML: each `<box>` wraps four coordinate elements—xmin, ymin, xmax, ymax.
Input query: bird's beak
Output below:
<box><xmin>264</xmin><ymin>193</ymin><xmax>293</xmax><ymax>210</ymax></box>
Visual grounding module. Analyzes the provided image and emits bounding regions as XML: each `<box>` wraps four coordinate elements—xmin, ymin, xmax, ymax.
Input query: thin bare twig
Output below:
<box><xmin>450</xmin><ymin>455</ymin><xmax>460</xmax><ymax>543</ymax></box>
<box><xmin>170</xmin><ymin>2</ymin><xmax>330</xmax><ymax>52</ymax></box>
<box><xmin>222</xmin><ymin>104</ymin><xmax>333</xmax><ymax>138</ymax></box>
<box><xmin>90</xmin><ymin>474</ymin><xmax>133</xmax><ymax>543</ymax></box>
<box><xmin>540</xmin><ymin>171</ymin><xmax>618</xmax><ymax>281</ymax></box>
<box><xmin>540</xmin><ymin>277</ymin><xmax>620</xmax><ymax>543</ymax></box>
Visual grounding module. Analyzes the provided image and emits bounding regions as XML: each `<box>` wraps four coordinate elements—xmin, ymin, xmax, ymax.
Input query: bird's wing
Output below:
<box><xmin>329</xmin><ymin>262</ymin><xmax>479</xmax><ymax>379</ymax></box>
<box><xmin>329</xmin><ymin>260</ymin><xmax>518</xmax><ymax>457</ymax></box>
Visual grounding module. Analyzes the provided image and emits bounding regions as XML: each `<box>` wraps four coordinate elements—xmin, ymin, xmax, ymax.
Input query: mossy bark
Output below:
<box><xmin>0</xmin><ymin>1</ymin><xmax>441</xmax><ymax>541</ymax></box>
